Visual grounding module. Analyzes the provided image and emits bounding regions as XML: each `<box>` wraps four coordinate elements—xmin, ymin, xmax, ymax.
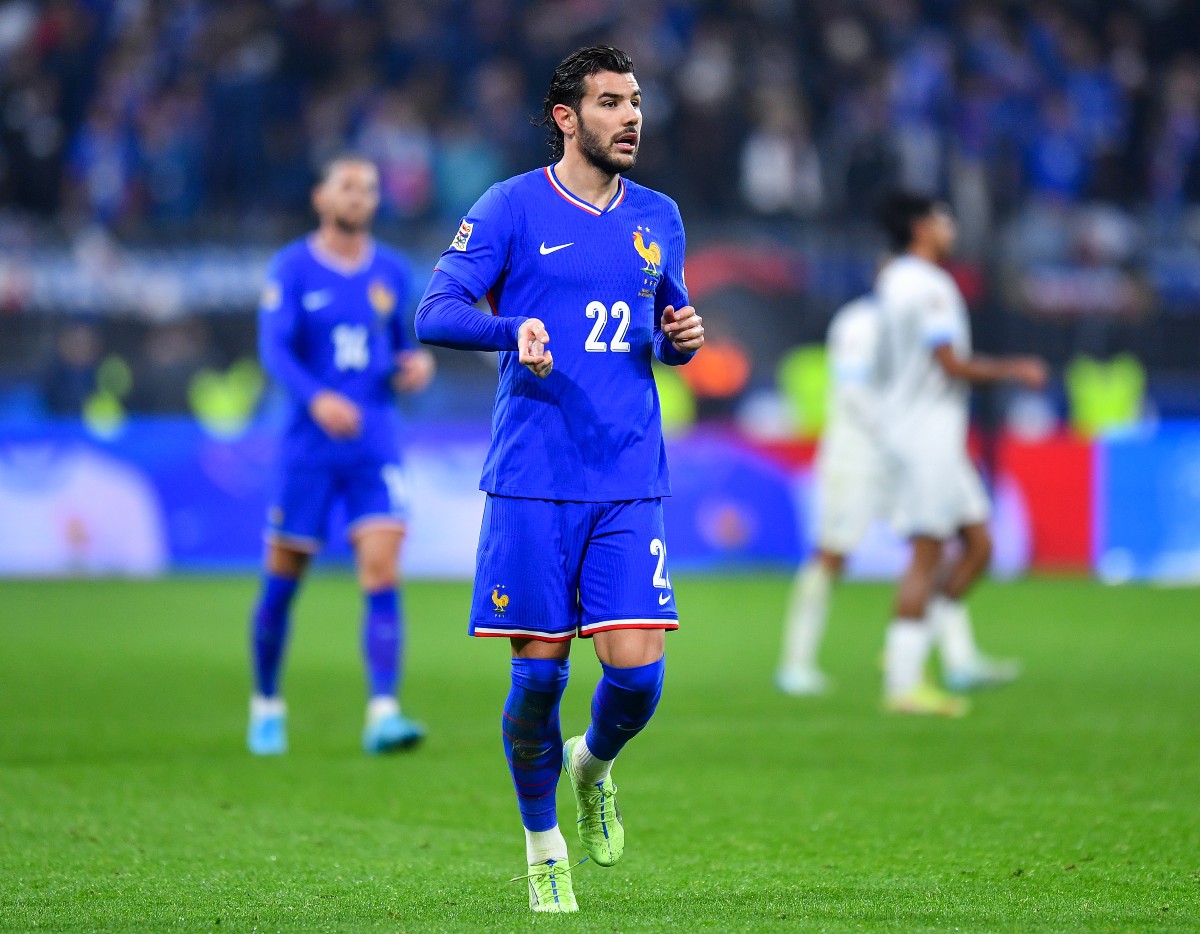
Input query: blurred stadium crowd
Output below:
<box><xmin>4</xmin><ymin>0</ymin><xmax>1200</xmax><ymax>226</ymax></box>
<box><xmin>3</xmin><ymin>0</ymin><xmax>1200</xmax><ymax>426</ymax></box>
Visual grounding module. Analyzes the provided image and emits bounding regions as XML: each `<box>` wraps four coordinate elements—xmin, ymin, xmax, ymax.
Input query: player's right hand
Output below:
<box><xmin>518</xmin><ymin>318</ymin><xmax>554</xmax><ymax>379</ymax></box>
<box><xmin>1008</xmin><ymin>356</ymin><xmax>1049</xmax><ymax>391</ymax></box>
<box><xmin>309</xmin><ymin>390</ymin><xmax>362</xmax><ymax>439</ymax></box>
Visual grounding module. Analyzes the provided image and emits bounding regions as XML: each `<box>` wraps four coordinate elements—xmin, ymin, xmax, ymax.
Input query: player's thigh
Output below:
<box><xmin>891</xmin><ymin>444</ymin><xmax>962</xmax><ymax>541</ymax></box>
<box><xmin>340</xmin><ymin>460</ymin><xmax>409</xmax><ymax>542</ymax></box>
<box><xmin>577</xmin><ymin>499</ymin><xmax>679</xmax><ymax>639</ymax></box>
<box><xmin>816</xmin><ymin>462</ymin><xmax>878</xmax><ymax>554</ymax></box>
<box><xmin>267</xmin><ymin>461</ymin><xmax>337</xmax><ymax>553</ymax></box>
<box><xmin>469</xmin><ymin>496</ymin><xmax>587</xmax><ymax>642</ymax></box>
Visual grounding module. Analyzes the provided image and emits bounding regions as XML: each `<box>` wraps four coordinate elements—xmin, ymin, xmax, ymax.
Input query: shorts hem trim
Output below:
<box><xmin>471</xmin><ymin>626</ymin><xmax>577</xmax><ymax>642</ymax></box>
<box><xmin>264</xmin><ymin>531</ymin><xmax>322</xmax><ymax>554</ymax></box>
<box><xmin>346</xmin><ymin>514</ymin><xmax>407</xmax><ymax>539</ymax></box>
<box><xmin>578</xmin><ymin>618</ymin><xmax>680</xmax><ymax>637</ymax></box>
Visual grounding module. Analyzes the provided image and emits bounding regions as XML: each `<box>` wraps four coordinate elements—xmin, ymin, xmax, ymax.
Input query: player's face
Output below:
<box><xmin>316</xmin><ymin>161</ymin><xmax>380</xmax><ymax>234</ymax></box>
<box><xmin>926</xmin><ymin>206</ymin><xmax>957</xmax><ymax>259</ymax></box>
<box><xmin>573</xmin><ymin>71</ymin><xmax>642</xmax><ymax>175</ymax></box>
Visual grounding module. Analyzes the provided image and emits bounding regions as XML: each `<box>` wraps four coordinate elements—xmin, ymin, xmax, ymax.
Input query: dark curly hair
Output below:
<box><xmin>534</xmin><ymin>46</ymin><xmax>636</xmax><ymax>160</ymax></box>
<box><xmin>877</xmin><ymin>191</ymin><xmax>941</xmax><ymax>251</ymax></box>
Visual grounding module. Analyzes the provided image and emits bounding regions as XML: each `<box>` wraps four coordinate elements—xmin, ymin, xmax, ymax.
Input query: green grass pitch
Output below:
<box><xmin>1</xmin><ymin>575</ymin><xmax>1197</xmax><ymax>931</ymax></box>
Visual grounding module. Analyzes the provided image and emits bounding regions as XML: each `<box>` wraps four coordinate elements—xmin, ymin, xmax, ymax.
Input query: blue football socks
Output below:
<box><xmin>250</xmin><ymin>573</ymin><xmax>300</xmax><ymax>697</ymax></box>
<box><xmin>503</xmin><ymin>657</ymin><xmax>570</xmax><ymax>832</ymax></box>
<box><xmin>363</xmin><ymin>588</ymin><xmax>402</xmax><ymax>698</ymax></box>
<box><xmin>584</xmin><ymin>657</ymin><xmax>665</xmax><ymax>761</ymax></box>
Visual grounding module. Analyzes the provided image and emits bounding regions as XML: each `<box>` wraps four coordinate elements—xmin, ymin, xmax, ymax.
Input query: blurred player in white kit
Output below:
<box><xmin>776</xmin><ymin>293</ymin><xmax>888</xmax><ymax>695</ymax></box>
<box><xmin>875</xmin><ymin>192</ymin><xmax>1046</xmax><ymax>716</ymax></box>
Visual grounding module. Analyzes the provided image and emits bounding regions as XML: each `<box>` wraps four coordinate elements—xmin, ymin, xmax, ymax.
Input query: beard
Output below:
<box><xmin>577</xmin><ymin>114</ymin><xmax>637</xmax><ymax>176</ymax></box>
<box><xmin>333</xmin><ymin>213</ymin><xmax>369</xmax><ymax>234</ymax></box>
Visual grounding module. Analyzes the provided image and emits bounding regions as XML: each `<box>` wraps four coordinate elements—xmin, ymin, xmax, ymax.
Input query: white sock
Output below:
<box><xmin>251</xmin><ymin>695</ymin><xmax>285</xmax><ymax>718</ymax></box>
<box><xmin>930</xmin><ymin>596</ymin><xmax>978</xmax><ymax>672</ymax></box>
<box><xmin>525</xmin><ymin>826</ymin><xmax>569</xmax><ymax>865</ymax></box>
<box><xmin>884</xmin><ymin>619</ymin><xmax>934</xmax><ymax>697</ymax></box>
<box><xmin>366</xmin><ymin>695</ymin><xmax>399</xmax><ymax>723</ymax></box>
<box><xmin>780</xmin><ymin>561</ymin><xmax>832</xmax><ymax>672</ymax></box>
<box><xmin>572</xmin><ymin>736</ymin><xmax>613</xmax><ymax>784</ymax></box>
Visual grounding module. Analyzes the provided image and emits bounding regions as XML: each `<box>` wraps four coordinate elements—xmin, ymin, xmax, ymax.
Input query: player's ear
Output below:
<box><xmin>311</xmin><ymin>183</ymin><xmax>324</xmax><ymax>217</ymax></box>
<box><xmin>552</xmin><ymin>102</ymin><xmax>576</xmax><ymax>140</ymax></box>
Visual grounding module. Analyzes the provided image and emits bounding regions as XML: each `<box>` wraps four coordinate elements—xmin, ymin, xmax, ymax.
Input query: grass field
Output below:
<box><xmin>1</xmin><ymin>575</ymin><xmax>1197</xmax><ymax>931</ymax></box>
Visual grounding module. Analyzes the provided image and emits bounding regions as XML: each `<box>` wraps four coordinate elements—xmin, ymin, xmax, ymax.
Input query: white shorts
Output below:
<box><xmin>814</xmin><ymin>445</ymin><xmax>889</xmax><ymax>554</ymax></box>
<box><xmin>889</xmin><ymin>442</ymin><xmax>991</xmax><ymax>540</ymax></box>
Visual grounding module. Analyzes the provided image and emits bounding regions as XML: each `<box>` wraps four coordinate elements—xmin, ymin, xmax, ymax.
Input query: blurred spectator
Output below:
<box><xmin>127</xmin><ymin>320</ymin><xmax>214</xmax><ymax>415</ymax></box>
<box><xmin>41</xmin><ymin>321</ymin><xmax>102</xmax><ymax>417</ymax></box>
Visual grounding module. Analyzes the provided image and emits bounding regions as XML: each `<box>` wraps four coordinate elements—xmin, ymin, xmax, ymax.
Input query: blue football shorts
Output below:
<box><xmin>266</xmin><ymin>458</ymin><xmax>409</xmax><ymax>552</ymax></box>
<box><xmin>470</xmin><ymin>495</ymin><xmax>679</xmax><ymax>642</ymax></box>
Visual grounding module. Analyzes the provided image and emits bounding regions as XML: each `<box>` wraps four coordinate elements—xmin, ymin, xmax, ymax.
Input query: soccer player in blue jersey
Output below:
<box><xmin>248</xmin><ymin>155</ymin><xmax>435</xmax><ymax>756</ymax></box>
<box><xmin>415</xmin><ymin>46</ymin><xmax>704</xmax><ymax>913</ymax></box>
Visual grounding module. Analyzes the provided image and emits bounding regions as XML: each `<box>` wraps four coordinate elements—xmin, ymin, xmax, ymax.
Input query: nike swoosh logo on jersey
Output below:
<box><xmin>539</xmin><ymin>242</ymin><xmax>574</xmax><ymax>255</ymax></box>
<box><xmin>302</xmin><ymin>290</ymin><xmax>333</xmax><ymax>311</ymax></box>
<box><xmin>658</xmin><ymin>592</ymin><xmax>672</xmax><ymax>605</ymax></box>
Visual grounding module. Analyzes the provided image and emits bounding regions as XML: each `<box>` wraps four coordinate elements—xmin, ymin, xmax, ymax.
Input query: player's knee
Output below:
<box><xmin>266</xmin><ymin>544</ymin><xmax>309</xmax><ymax>578</ymax></box>
<box><xmin>601</xmin><ymin>657</ymin><xmax>665</xmax><ymax>719</ymax></box>
<box><xmin>511</xmin><ymin>656</ymin><xmax>571</xmax><ymax>697</ymax></box>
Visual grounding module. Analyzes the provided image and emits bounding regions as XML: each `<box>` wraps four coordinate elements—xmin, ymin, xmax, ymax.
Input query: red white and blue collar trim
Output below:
<box><xmin>544</xmin><ymin>165</ymin><xmax>626</xmax><ymax>216</ymax></box>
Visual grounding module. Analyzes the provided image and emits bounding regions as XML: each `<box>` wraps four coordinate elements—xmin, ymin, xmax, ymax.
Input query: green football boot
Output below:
<box><xmin>518</xmin><ymin>859</ymin><xmax>578</xmax><ymax>913</ymax></box>
<box><xmin>562</xmin><ymin>735</ymin><xmax>624</xmax><ymax>867</ymax></box>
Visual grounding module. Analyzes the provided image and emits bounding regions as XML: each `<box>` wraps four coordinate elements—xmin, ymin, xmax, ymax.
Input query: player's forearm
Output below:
<box><xmin>415</xmin><ymin>272</ymin><xmax>525</xmax><ymax>352</ymax></box>
<box><xmin>935</xmin><ymin>348</ymin><xmax>1017</xmax><ymax>384</ymax></box>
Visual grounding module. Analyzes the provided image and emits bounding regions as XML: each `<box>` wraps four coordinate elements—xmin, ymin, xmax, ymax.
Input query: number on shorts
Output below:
<box><xmin>650</xmin><ymin>537</ymin><xmax>671</xmax><ymax>589</ymax></box>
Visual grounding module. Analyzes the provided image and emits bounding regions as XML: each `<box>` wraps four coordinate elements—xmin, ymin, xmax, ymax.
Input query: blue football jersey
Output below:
<box><xmin>433</xmin><ymin>166</ymin><xmax>692</xmax><ymax>502</ymax></box>
<box><xmin>258</xmin><ymin>236</ymin><xmax>414</xmax><ymax>466</ymax></box>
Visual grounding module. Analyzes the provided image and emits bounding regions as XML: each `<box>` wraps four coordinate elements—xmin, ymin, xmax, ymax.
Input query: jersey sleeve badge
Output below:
<box><xmin>260</xmin><ymin>281</ymin><xmax>282</xmax><ymax>312</ymax></box>
<box><xmin>450</xmin><ymin>218</ymin><xmax>474</xmax><ymax>252</ymax></box>
<box><xmin>633</xmin><ymin>226</ymin><xmax>663</xmax><ymax>297</ymax></box>
<box><xmin>368</xmin><ymin>279</ymin><xmax>397</xmax><ymax>316</ymax></box>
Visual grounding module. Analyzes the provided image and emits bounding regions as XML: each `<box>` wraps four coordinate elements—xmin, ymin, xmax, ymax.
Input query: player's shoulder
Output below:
<box><xmin>268</xmin><ymin>236</ymin><xmax>313</xmax><ymax>275</ymax></box>
<box><xmin>878</xmin><ymin>255</ymin><xmax>951</xmax><ymax>299</ymax></box>
<box><xmin>622</xmin><ymin>177</ymin><xmax>683</xmax><ymax>221</ymax></box>
<box><xmin>830</xmin><ymin>293</ymin><xmax>880</xmax><ymax>339</ymax></box>
<box><xmin>371</xmin><ymin>241</ymin><xmax>413</xmax><ymax>275</ymax></box>
<box><xmin>487</xmin><ymin>168</ymin><xmax>547</xmax><ymax>205</ymax></box>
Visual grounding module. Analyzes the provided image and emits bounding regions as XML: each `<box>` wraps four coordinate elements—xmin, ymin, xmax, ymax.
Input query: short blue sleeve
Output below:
<box><xmin>432</xmin><ymin>185</ymin><xmax>514</xmax><ymax>301</ymax></box>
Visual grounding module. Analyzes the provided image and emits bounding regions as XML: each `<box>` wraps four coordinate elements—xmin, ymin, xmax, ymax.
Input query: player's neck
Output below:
<box><xmin>316</xmin><ymin>225</ymin><xmax>372</xmax><ymax>264</ymax></box>
<box><xmin>906</xmin><ymin>243</ymin><xmax>942</xmax><ymax>265</ymax></box>
<box><xmin>553</xmin><ymin>155</ymin><xmax>621</xmax><ymax>211</ymax></box>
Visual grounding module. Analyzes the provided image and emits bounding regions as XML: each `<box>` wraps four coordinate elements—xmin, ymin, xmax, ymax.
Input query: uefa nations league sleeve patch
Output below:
<box><xmin>450</xmin><ymin>219</ymin><xmax>474</xmax><ymax>252</ymax></box>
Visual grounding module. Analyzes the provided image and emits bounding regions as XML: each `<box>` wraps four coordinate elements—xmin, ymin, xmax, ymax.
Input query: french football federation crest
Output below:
<box><xmin>368</xmin><ymin>279</ymin><xmax>396</xmax><ymax>316</ymax></box>
<box><xmin>633</xmin><ymin>226</ymin><xmax>663</xmax><ymax>297</ymax></box>
<box><xmin>491</xmin><ymin>584</ymin><xmax>509</xmax><ymax>615</ymax></box>
<box><xmin>451</xmin><ymin>218</ymin><xmax>474</xmax><ymax>252</ymax></box>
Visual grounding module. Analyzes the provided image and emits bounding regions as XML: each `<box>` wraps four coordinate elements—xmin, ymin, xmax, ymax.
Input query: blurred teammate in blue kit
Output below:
<box><xmin>248</xmin><ymin>156</ymin><xmax>435</xmax><ymax>756</ymax></box>
<box><xmin>416</xmin><ymin>47</ymin><xmax>705</xmax><ymax>913</ymax></box>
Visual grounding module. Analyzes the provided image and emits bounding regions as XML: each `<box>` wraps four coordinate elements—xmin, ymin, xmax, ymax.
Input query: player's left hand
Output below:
<box><xmin>662</xmin><ymin>305</ymin><xmax>704</xmax><ymax>353</ymax></box>
<box><xmin>394</xmin><ymin>349</ymin><xmax>436</xmax><ymax>393</ymax></box>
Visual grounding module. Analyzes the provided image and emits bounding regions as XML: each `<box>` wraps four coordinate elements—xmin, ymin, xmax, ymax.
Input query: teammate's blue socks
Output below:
<box><xmin>363</xmin><ymin>588</ymin><xmax>402</xmax><ymax>698</ymax></box>
<box><xmin>585</xmin><ymin>657</ymin><xmax>665</xmax><ymax>760</ymax></box>
<box><xmin>250</xmin><ymin>574</ymin><xmax>299</xmax><ymax>697</ymax></box>
<box><xmin>503</xmin><ymin>657</ymin><xmax>570</xmax><ymax>832</ymax></box>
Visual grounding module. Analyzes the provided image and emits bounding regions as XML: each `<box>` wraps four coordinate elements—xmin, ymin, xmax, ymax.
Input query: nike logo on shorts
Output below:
<box><xmin>658</xmin><ymin>592</ymin><xmax>672</xmax><ymax>606</ymax></box>
<box><xmin>539</xmin><ymin>242</ymin><xmax>574</xmax><ymax>255</ymax></box>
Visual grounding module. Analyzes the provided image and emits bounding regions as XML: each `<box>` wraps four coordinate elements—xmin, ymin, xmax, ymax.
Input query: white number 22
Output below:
<box><xmin>585</xmin><ymin>301</ymin><xmax>631</xmax><ymax>353</ymax></box>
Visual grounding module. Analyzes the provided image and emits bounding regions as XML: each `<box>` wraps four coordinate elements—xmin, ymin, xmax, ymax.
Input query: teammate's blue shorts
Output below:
<box><xmin>266</xmin><ymin>459</ymin><xmax>409</xmax><ymax>553</ymax></box>
<box><xmin>470</xmin><ymin>495</ymin><xmax>679</xmax><ymax>642</ymax></box>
